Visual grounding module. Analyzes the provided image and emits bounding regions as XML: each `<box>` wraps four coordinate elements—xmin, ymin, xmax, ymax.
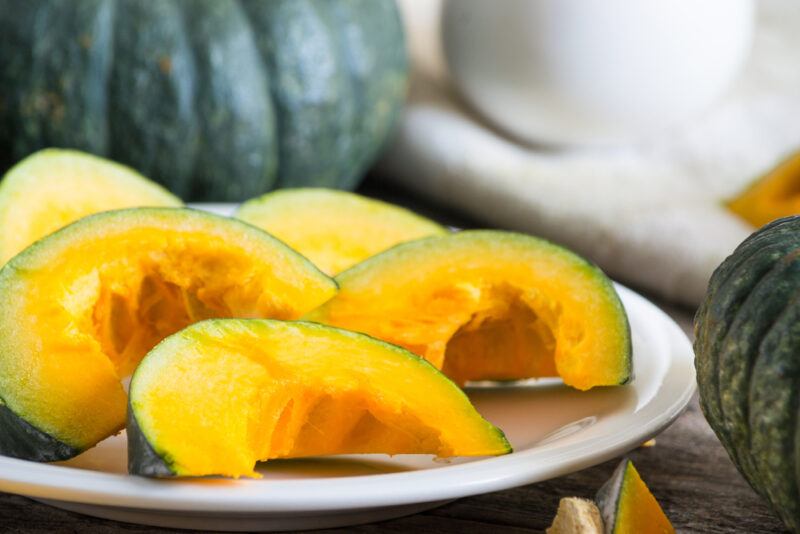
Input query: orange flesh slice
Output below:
<box><xmin>728</xmin><ymin>150</ymin><xmax>800</xmax><ymax>227</ymax></box>
<box><xmin>130</xmin><ymin>319</ymin><xmax>511</xmax><ymax>478</ymax></box>
<box><xmin>0</xmin><ymin>208</ymin><xmax>335</xmax><ymax>451</ymax></box>
<box><xmin>307</xmin><ymin>231</ymin><xmax>631</xmax><ymax>390</ymax></box>
<box><xmin>0</xmin><ymin>149</ymin><xmax>181</xmax><ymax>263</ymax></box>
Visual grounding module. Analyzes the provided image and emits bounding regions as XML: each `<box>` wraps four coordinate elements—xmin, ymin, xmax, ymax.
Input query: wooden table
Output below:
<box><xmin>0</xmin><ymin>181</ymin><xmax>787</xmax><ymax>533</ymax></box>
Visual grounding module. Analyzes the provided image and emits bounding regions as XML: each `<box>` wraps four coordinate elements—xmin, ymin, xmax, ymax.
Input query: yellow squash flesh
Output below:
<box><xmin>0</xmin><ymin>208</ymin><xmax>336</xmax><ymax>453</ymax></box>
<box><xmin>306</xmin><ymin>231</ymin><xmax>631</xmax><ymax>390</ymax></box>
<box><xmin>236</xmin><ymin>188</ymin><xmax>448</xmax><ymax>275</ymax></box>
<box><xmin>0</xmin><ymin>149</ymin><xmax>182</xmax><ymax>263</ymax></box>
<box><xmin>130</xmin><ymin>319</ymin><xmax>511</xmax><ymax>478</ymax></box>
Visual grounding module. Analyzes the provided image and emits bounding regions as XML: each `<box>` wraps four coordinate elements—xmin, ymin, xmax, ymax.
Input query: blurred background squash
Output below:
<box><xmin>0</xmin><ymin>0</ymin><xmax>408</xmax><ymax>201</ymax></box>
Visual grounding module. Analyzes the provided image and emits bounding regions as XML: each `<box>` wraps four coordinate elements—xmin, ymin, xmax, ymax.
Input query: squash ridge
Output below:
<box><xmin>697</xmin><ymin>242</ymin><xmax>800</xmax><ymax>449</ymax></box>
<box><xmin>714</xmin><ymin>252</ymin><xmax>800</xmax><ymax>492</ymax></box>
<box><xmin>747</xmin><ymin>294</ymin><xmax>800</xmax><ymax>525</ymax></box>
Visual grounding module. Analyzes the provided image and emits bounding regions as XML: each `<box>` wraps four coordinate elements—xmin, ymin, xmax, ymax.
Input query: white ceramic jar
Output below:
<box><xmin>441</xmin><ymin>0</ymin><xmax>755</xmax><ymax>145</ymax></box>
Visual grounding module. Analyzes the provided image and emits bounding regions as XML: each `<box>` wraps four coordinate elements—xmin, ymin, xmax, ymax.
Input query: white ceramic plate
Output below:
<box><xmin>0</xmin><ymin>205</ymin><xmax>696</xmax><ymax>531</ymax></box>
<box><xmin>0</xmin><ymin>286</ymin><xmax>694</xmax><ymax>531</ymax></box>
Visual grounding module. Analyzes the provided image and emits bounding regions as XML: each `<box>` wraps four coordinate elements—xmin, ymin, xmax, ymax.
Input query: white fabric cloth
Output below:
<box><xmin>377</xmin><ymin>0</ymin><xmax>800</xmax><ymax>306</ymax></box>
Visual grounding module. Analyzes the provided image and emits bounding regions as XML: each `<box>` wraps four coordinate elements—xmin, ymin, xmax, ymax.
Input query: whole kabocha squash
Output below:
<box><xmin>0</xmin><ymin>0</ymin><xmax>407</xmax><ymax>201</ymax></box>
<box><xmin>695</xmin><ymin>215</ymin><xmax>800</xmax><ymax>532</ymax></box>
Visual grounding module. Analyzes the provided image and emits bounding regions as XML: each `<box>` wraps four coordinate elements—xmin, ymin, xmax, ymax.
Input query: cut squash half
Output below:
<box><xmin>0</xmin><ymin>208</ymin><xmax>336</xmax><ymax>462</ymax></box>
<box><xmin>596</xmin><ymin>459</ymin><xmax>674</xmax><ymax>534</ymax></box>
<box><xmin>128</xmin><ymin>319</ymin><xmax>511</xmax><ymax>478</ymax></box>
<box><xmin>727</xmin><ymin>150</ymin><xmax>800</xmax><ymax>228</ymax></box>
<box><xmin>306</xmin><ymin>230</ymin><xmax>631</xmax><ymax>390</ymax></box>
<box><xmin>0</xmin><ymin>149</ymin><xmax>182</xmax><ymax>263</ymax></box>
<box><xmin>236</xmin><ymin>188</ymin><xmax>448</xmax><ymax>275</ymax></box>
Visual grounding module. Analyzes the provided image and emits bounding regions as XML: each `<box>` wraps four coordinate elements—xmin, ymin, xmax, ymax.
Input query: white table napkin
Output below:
<box><xmin>376</xmin><ymin>0</ymin><xmax>800</xmax><ymax>306</ymax></box>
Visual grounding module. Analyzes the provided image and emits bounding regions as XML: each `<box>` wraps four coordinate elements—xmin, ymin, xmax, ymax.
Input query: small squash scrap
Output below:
<box><xmin>128</xmin><ymin>319</ymin><xmax>511</xmax><ymax>478</ymax></box>
<box><xmin>0</xmin><ymin>208</ymin><xmax>336</xmax><ymax>462</ymax></box>
<box><xmin>547</xmin><ymin>497</ymin><xmax>604</xmax><ymax>534</ymax></box>
<box><xmin>306</xmin><ymin>231</ymin><xmax>631</xmax><ymax>390</ymax></box>
<box><xmin>694</xmin><ymin>215</ymin><xmax>800</xmax><ymax>531</ymax></box>
<box><xmin>236</xmin><ymin>188</ymin><xmax>448</xmax><ymax>275</ymax></box>
<box><xmin>727</xmin><ymin>150</ymin><xmax>800</xmax><ymax>228</ymax></box>
<box><xmin>595</xmin><ymin>460</ymin><xmax>674</xmax><ymax>534</ymax></box>
<box><xmin>0</xmin><ymin>149</ymin><xmax>182</xmax><ymax>263</ymax></box>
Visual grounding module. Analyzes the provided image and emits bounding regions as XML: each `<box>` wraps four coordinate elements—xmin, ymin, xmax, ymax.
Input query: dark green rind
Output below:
<box><xmin>0</xmin><ymin>402</ymin><xmax>80</xmax><ymax>462</ymax></box>
<box><xmin>748</xmin><ymin>294</ymin><xmax>800</xmax><ymax>530</ymax></box>
<box><xmin>595</xmin><ymin>459</ymin><xmax>628</xmax><ymax>533</ymax></box>
<box><xmin>109</xmin><ymin>0</ymin><xmax>199</xmax><ymax>198</ymax></box>
<box><xmin>0</xmin><ymin>1</ymin><xmax>43</xmax><ymax>169</ymax></box>
<box><xmin>694</xmin><ymin>217</ymin><xmax>800</xmax><ymax>451</ymax></box>
<box><xmin>716</xmin><ymin>252</ymin><xmax>800</xmax><ymax>494</ymax></box>
<box><xmin>240</xmin><ymin>0</ymin><xmax>358</xmax><ymax>189</ymax></box>
<box><xmin>695</xmin><ymin>240</ymin><xmax>800</xmax><ymax>460</ymax></box>
<box><xmin>9</xmin><ymin>1</ymin><xmax>113</xmax><ymax>160</ymax></box>
<box><xmin>182</xmin><ymin>0</ymin><xmax>277</xmax><ymax>202</ymax></box>
<box><xmin>326</xmin><ymin>0</ymin><xmax>408</xmax><ymax>190</ymax></box>
<box><xmin>126</xmin><ymin>404</ymin><xmax>175</xmax><ymax>477</ymax></box>
<box><xmin>694</xmin><ymin>216</ymin><xmax>800</xmax><ymax>532</ymax></box>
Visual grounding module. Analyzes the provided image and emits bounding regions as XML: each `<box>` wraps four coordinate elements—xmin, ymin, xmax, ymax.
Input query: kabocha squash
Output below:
<box><xmin>0</xmin><ymin>208</ymin><xmax>336</xmax><ymax>462</ymax></box>
<box><xmin>728</xmin><ymin>150</ymin><xmax>800</xmax><ymax>228</ymax></box>
<box><xmin>306</xmin><ymin>231</ymin><xmax>632</xmax><ymax>390</ymax></box>
<box><xmin>0</xmin><ymin>0</ymin><xmax>407</xmax><ymax>201</ymax></box>
<box><xmin>128</xmin><ymin>319</ymin><xmax>511</xmax><ymax>478</ymax></box>
<box><xmin>236</xmin><ymin>188</ymin><xmax>448</xmax><ymax>275</ymax></box>
<box><xmin>0</xmin><ymin>149</ymin><xmax>182</xmax><ymax>264</ymax></box>
<box><xmin>695</xmin><ymin>215</ymin><xmax>800</xmax><ymax>532</ymax></box>
<box><xmin>595</xmin><ymin>460</ymin><xmax>674</xmax><ymax>534</ymax></box>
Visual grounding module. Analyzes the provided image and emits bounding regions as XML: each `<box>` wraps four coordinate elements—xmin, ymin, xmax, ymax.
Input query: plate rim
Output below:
<box><xmin>0</xmin><ymin>284</ymin><xmax>696</xmax><ymax>514</ymax></box>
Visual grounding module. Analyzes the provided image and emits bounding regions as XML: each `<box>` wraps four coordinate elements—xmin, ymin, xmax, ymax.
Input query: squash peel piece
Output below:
<box><xmin>128</xmin><ymin>319</ymin><xmax>511</xmax><ymax>478</ymax></box>
<box><xmin>596</xmin><ymin>459</ymin><xmax>674</xmax><ymax>534</ymax></box>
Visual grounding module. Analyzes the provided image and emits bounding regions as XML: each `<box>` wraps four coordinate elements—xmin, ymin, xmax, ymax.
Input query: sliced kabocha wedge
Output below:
<box><xmin>128</xmin><ymin>319</ymin><xmax>511</xmax><ymax>478</ymax></box>
<box><xmin>236</xmin><ymin>188</ymin><xmax>448</xmax><ymax>275</ymax></box>
<box><xmin>306</xmin><ymin>230</ymin><xmax>631</xmax><ymax>390</ymax></box>
<box><xmin>727</xmin><ymin>150</ymin><xmax>800</xmax><ymax>228</ymax></box>
<box><xmin>0</xmin><ymin>149</ymin><xmax>182</xmax><ymax>263</ymax></box>
<box><xmin>0</xmin><ymin>208</ymin><xmax>336</xmax><ymax>462</ymax></box>
<box><xmin>596</xmin><ymin>459</ymin><xmax>674</xmax><ymax>534</ymax></box>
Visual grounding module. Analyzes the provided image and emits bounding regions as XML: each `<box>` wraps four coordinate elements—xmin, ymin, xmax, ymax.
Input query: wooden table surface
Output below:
<box><xmin>0</xmin><ymin>181</ymin><xmax>788</xmax><ymax>533</ymax></box>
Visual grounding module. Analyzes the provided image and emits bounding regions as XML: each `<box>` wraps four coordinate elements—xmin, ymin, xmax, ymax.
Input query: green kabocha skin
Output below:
<box><xmin>0</xmin><ymin>403</ymin><xmax>79</xmax><ymax>462</ymax></box>
<box><xmin>695</xmin><ymin>216</ymin><xmax>800</xmax><ymax>532</ymax></box>
<box><xmin>126</xmin><ymin>407</ymin><xmax>172</xmax><ymax>477</ymax></box>
<box><xmin>0</xmin><ymin>0</ymin><xmax>407</xmax><ymax>201</ymax></box>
